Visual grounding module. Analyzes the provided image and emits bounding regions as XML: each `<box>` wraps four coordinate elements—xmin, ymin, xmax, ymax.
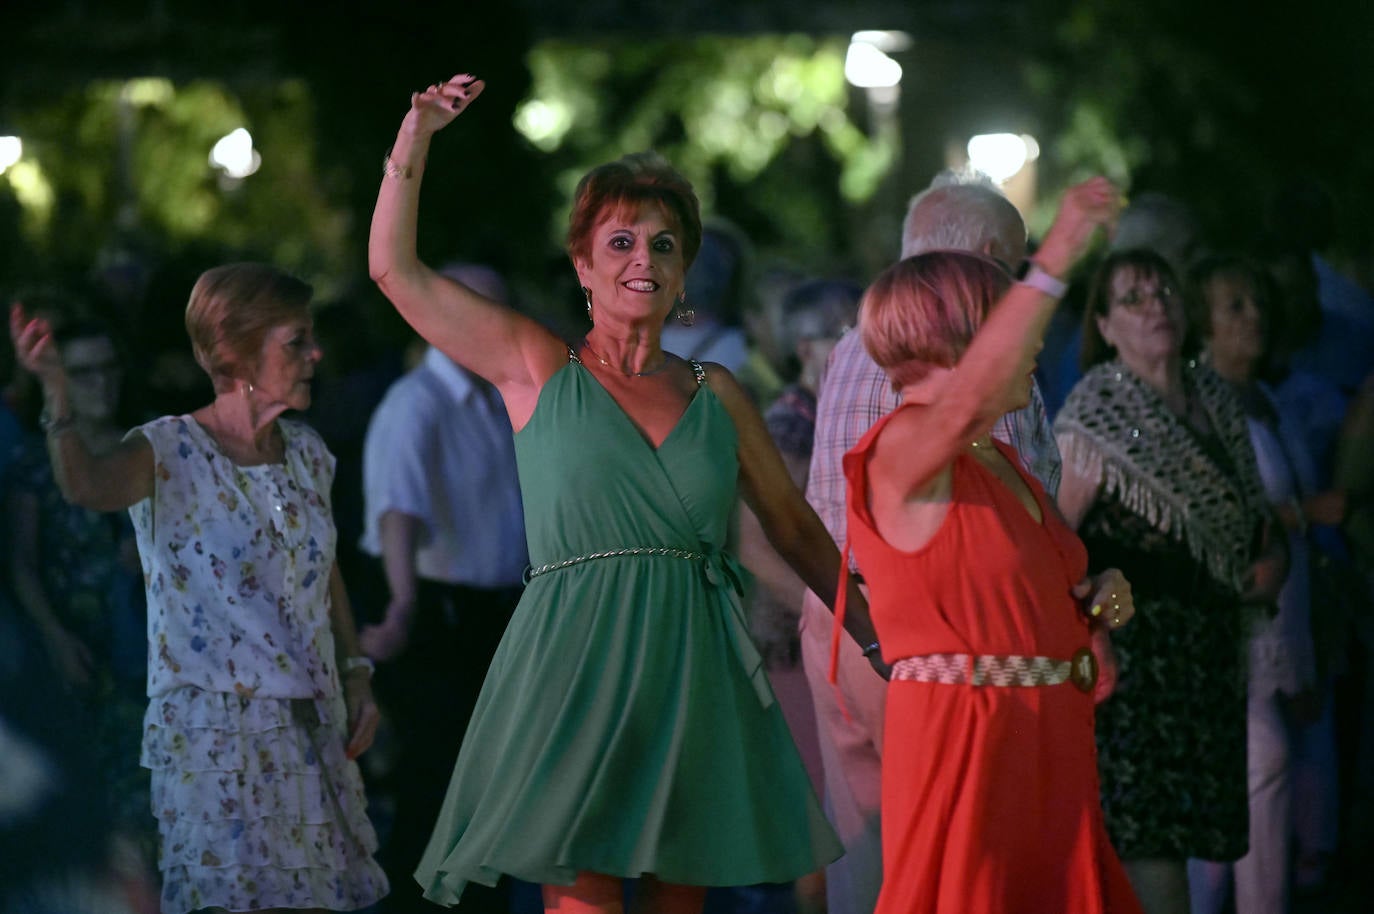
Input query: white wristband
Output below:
<box><xmin>1018</xmin><ymin>263</ymin><xmax>1068</xmax><ymax>299</ymax></box>
<box><xmin>342</xmin><ymin>656</ymin><xmax>376</xmax><ymax>678</ymax></box>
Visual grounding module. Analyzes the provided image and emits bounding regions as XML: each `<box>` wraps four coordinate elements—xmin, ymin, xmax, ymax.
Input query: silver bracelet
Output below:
<box><xmin>39</xmin><ymin>408</ymin><xmax>76</xmax><ymax>436</ymax></box>
<box><xmin>342</xmin><ymin>656</ymin><xmax>376</xmax><ymax>678</ymax></box>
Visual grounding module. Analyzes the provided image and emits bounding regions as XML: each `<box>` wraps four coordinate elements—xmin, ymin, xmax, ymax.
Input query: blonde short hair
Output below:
<box><xmin>185</xmin><ymin>263</ymin><xmax>313</xmax><ymax>392</ymax></box>
<box><xmin>859</xmin><ymin>250</ymin><xmax>1011</xmax><ymax>388</ymax></box>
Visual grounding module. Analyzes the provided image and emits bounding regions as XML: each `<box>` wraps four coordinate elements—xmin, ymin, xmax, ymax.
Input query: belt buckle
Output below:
<box><xmin>1069</xmin><ymin>647</ymin><xmax>1098</xmax><ymax>693</ymax></box>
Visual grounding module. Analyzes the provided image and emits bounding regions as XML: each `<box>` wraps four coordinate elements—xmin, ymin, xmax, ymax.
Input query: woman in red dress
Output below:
<box><xmin>832</xmin><ymin>178</ymin><xmax>1143</xmax><ymax>914</ymax></box>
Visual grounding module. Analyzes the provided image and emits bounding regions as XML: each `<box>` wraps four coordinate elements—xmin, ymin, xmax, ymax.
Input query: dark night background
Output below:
<box><xmin>2</xmin><ymin>0</ymin><xmax>1372</xmax><ymax>294</ymax></box>
<box><xmin>2</xmin><ymin>3</ymin><xmax>1374</xmax><ymax>912</ymax></box>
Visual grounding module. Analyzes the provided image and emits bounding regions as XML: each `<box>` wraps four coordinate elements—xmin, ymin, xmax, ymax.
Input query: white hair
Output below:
<box><xmin>900</xmin><ymin>168</ymin><xmax>1027</xmax><ymax>262</ymax></box>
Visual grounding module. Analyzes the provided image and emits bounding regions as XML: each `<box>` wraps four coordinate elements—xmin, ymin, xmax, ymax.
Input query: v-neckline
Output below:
<box><xmin>574</xmin><ymin>359</ymin><xmax>707</xmax><ymax>453</ymax></box>
<box><xmin>961</xmin><ymin>441</ymin><xmax>1047</xmax><ymax>528</ymax></box>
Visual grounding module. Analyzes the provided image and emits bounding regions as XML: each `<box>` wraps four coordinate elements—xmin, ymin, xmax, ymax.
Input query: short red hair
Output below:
<box><xmin>567</xmin><ymin>152</ymin><xmax>702</xmax><ymax>269</ymax></box>
<box><xmin>860</xmin><ymin>250</ymin><xmax>1011</xmax><ymax>388</ymax></box>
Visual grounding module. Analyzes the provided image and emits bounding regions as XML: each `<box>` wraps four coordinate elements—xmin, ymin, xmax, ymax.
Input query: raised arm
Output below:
<box><xmin>9</xmin><ymin>304</ymin><xmax>153</xmax><ymax>511</ymax></box>
<box><xmin>368</xmin><ymin>74</ymin><xmax>563</xmax><ymax>426</ymax></box>
<box><xmin>869</xmin><ymin>178</ymin><xmax>1120</xmax><ymax>499</ymax></box>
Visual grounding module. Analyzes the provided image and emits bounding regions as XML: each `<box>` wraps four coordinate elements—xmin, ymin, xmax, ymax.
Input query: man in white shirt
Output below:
<box><xmin>359</xmin><ymin>263</ymin><xmax>527</xmax><ymax>914</ymax></box>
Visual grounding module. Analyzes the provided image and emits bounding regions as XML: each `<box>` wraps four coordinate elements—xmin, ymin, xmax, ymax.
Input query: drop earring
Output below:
<box><xmin>583</xmin><ymin>286</ymin><xmax>593</xmax><ymax>321</ymax></box>
<box><xmin>675</xmin><ymin>292</ymin><xmax>695</xmax><ymax>327</ymax></box>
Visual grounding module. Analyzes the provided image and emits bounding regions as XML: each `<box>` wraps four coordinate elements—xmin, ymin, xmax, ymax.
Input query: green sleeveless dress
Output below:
<box><xmin>415</xmin><ymin>355</ymin><xmax>840</xmax><ymax>903</ymax></box>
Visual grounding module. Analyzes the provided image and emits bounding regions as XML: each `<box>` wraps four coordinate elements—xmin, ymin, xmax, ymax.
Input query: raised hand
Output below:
<box><xmin>403</xmin><ymin>73</ymin><xmax>486</xmax><ymax>138</ymax></box>
<box><xmin>1034</xmin><ymin>177</ymin><xmax>1122</xmax><ymax>278</ymax></box>
<box><xmin>9</xmin><ymin>302</ymin><xmax>65</xmax><ymax>388</ymax></box>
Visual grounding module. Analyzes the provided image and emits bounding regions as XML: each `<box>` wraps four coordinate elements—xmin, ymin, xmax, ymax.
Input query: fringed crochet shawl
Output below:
<box><xmin>1054</xmin><ymin>359</ymin><xmax>1270</xmax><ymax>595</ymax></box>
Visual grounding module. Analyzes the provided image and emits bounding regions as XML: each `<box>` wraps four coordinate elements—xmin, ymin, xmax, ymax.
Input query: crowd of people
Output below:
<box><xmin>2</xmin><ymin>67</ymin><xmax>1372</xmax><ymax>914</ymax></box>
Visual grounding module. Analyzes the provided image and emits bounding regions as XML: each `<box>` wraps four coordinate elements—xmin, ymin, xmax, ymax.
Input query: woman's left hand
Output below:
<box><xmin>403</xmin><ymin>73</ymin><xmax>485</xmax><ymax>139</ymax></box>
<box><xmin>342</xmin><ymin>674</ymin><xmax>381</xmax><ymax>760</ymax></box>
<box><xmin>9</xmin><ymin>303</ymin><xmax>65</xmax><ymax>387</ymax></box>
<box><xmin>1074</xmin><ymin>568</ymin><xmax>1135</xmax><ymax>632</ymax></box>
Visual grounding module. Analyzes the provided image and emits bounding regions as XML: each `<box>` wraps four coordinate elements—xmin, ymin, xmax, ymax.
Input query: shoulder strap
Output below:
<box><xmin>689</xmin><ymin>358</ymin><xmax>706</xmax><ymax>387</ymax></box>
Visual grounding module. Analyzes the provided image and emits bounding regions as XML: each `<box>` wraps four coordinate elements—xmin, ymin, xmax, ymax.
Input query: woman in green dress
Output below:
<box><xmin>368</xmin><ymin>74</ymin><xmax>876</xmax><ymax>914</ymax></box>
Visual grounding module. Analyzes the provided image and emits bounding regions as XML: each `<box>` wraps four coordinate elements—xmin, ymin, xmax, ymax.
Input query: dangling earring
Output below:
<box><xmin>675</xmin><ymin>292</ymin><xmax>695</xmax><ymax>327</ymax></box>
<box><xmin>582</xmin><ymin>286</ymin><xmax>593</xmax><ymax>321</ymax></box>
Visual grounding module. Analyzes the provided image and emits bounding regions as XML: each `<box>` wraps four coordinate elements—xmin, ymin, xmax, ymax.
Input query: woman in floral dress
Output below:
<box><xmin>9</xmin><ymin>264</ymin><xmax>388</xmax><ymax>914</ymax></box>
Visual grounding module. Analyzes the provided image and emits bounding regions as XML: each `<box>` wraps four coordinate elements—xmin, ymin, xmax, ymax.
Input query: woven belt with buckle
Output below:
<box><xmin>891</xmin><ymin>648</ymin><xmax>1098</xmax><ymax>693</ymax></box>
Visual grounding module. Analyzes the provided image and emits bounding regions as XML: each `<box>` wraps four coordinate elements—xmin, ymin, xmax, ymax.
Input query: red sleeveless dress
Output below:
<box><xmin>839</xmin><ymin>413</ymin><xmax>1142</xmax><ymax>914</ymax></box>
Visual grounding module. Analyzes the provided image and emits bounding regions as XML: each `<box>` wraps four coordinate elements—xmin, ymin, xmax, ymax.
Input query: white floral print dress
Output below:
<box><xmin>129</xmin><ymin>416</ymin><xmax>387</xmax><ymax>914</ymax></box>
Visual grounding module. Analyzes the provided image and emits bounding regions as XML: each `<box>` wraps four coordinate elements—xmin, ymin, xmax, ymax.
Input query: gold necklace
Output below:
<box><xmin>582</xmin><ymin>337</ymin><xmax>669</xmax><ymax>377</ymax></box>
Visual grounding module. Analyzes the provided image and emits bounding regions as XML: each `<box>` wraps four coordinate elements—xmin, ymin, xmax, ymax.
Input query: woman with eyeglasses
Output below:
<box><xmin>1053</xmin><ymin>249</ymin><xmax>1285</xmax><ymax>914</ymax></box>
<box><xmin>2</xmin><ymin>303</ymin><xmax>158</xmax><ymax>879</ymax></box>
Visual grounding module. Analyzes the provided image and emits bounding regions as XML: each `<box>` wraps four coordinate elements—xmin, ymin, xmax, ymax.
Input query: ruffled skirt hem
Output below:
<box><xmin>142</xmin><ymin>688</ymin><xmax>387</xmax><ymax>914</ymax></box>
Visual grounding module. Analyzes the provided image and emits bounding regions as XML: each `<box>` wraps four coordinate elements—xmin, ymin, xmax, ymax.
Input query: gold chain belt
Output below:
<box><xmin>524</xmin><ymin>546</ymin><xmax>706</xmax><ymax>583</ymax></box>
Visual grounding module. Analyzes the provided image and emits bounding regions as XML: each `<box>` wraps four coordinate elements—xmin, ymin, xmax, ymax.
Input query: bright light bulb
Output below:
<box><xmin>0</xmin><ymin>136</ymin><xmax>22</xmax><ymax>173</ymax></box>
<box><xmin>967</xmin><ymin>133</ymin><xmax>1028</xmax><ymax>184</ymax></box>
<box><xmin>209</xmin><ymin>127</ymin><xmax>261</xmax><ymax>179</ymax></box>
<box><xmin>513</xmin><ymin>98</ymin><xmax>574</xmax><ymax>152</ymax></box>
<box><xmin>844</xmin><ymin>41</ymin><xmax>903</xmax><ymax>89</ymax></box>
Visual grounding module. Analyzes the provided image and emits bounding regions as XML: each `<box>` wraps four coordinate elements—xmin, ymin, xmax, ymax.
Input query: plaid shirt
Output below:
<box><xmin>806</xmin><ymin>329</ymin><xmax>1062</xmax><ymax>550</ymax></box>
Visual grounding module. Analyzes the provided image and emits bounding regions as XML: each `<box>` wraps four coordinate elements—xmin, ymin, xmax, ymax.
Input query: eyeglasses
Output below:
<box><xmin>65</xmin><ymin>359</ymin><xmax>122</xmax><ymax>381</ymax></box>
<box><xmin>1112</xmin><ymin>284</ymin><xmax>1179</xmax><ymax>310</ymax></box>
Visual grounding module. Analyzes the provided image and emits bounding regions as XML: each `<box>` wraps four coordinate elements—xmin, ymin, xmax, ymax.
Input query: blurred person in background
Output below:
<box><xmin>1265</xmin><ymin>178</ymin><xmax>1374</xmax><ymax>400</ymax></box>
<box><xmin>661</xmin><ymin>218</ymin><xmax>754</xmax><ymax>377</ymax></box>
<box><xmin>9</xmin><ymin>262</ymin><xmax>388</xmax><ymax>914</ymax></box>
<box><xmin>1184</xmin><ymin>254</ymin><xmax>1340</xmax><ymax>914</ymax></box>
<box><xmin>734</xmin><ymin>276</ymin><xmax>861</xmax><ymax>914</ymax></box>
<box><xmin>0</xmin><ymin>306</ymin><xmax>24</xmax><ymax>489</ymax></box>
<box><xmin>1331</xmin><ymin>370</ymin><xmax>1374</xmax><ymax>877</ymax></box>
<box><xmin>0</xmin><ymin>609</ymin><xmax>159</xmax><ymax>914</ymax></box>
<box><xmin>359</xmin><ymin>261</ymin><xmax>528</xmax><ymax>914</ymax></box>
<box><xmin>3</xmin><ymin>299</ymin><xmax>153</xmax><ymax>871</ymax></box>
<box><xmin>1054</xmin><ymin>249</ymin><xmax>1283</xmax><ymax>914</ymax></box>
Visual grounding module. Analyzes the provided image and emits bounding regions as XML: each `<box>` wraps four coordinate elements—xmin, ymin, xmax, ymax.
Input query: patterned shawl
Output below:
<box><xmin>1054</xmin><ymin>359</ymin><xmax>1270</xmax><ymax>594</ymax></box>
